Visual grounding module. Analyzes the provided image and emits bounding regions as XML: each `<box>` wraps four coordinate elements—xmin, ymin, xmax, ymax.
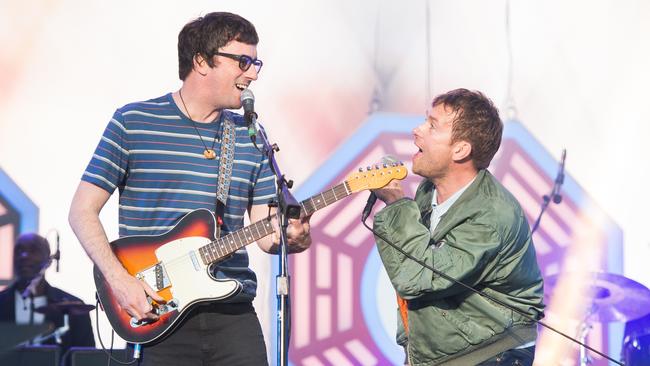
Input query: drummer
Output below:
<box><xmin>0</xmin><ymin>233</ymin><xmax>95</xmax><ymax>350</ymax></box>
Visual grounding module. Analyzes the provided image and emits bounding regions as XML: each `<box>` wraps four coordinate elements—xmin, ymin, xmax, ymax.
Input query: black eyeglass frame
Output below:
<box><xmin>213</xmin><ymin>52</ymin><xmax>263</xmax><ymax>73</ymax></box>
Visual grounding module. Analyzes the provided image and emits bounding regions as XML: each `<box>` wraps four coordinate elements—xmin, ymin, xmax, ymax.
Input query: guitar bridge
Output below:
<box><xmin>136</xmin><ymin>263</ymin><xmax>171</xmax><ymax>291</ymax></box>
<box><xmin>130</xmin><ymin>297</ymin><xmax>179</xmax><ymax>328</ymax></box>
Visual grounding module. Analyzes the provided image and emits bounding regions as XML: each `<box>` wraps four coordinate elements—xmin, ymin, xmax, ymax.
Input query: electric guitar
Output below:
<box><xmin>94</xmin><ymin>163</ymin><xmax>407</xmax><ymax>344</ymax></box>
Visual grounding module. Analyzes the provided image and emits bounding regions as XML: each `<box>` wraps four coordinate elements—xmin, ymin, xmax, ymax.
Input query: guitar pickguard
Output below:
<box><xmin>153</xmin><ymin>236</ymin><xmax>240</xmax><ymax>310</ymax></box>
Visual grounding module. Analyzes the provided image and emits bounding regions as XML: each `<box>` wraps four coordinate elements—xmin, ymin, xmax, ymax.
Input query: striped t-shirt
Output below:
<box><xmin>82</xmin><ymin>93</ymin><xmax>277</xmax><ymax>302</ymax></box>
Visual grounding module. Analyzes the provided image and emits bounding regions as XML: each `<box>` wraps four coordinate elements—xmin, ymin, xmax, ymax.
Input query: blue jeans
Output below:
<box><xmin>476</xmin><ymin>346</ymin><xmax>535</xmax><ymax>366</ymax></box>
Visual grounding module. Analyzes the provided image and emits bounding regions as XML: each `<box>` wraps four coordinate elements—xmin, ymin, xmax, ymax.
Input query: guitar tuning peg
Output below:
<box><xmin>366</xmin><ymin>166</ymin><xmax>371</xmax><ymax>171</ymax></box>
<box><xmin>358</xmin><ymin>167</ymin><xmax>363</xmax><ymax>172</ymax></box>
<box><xmin>374</xmin><ymin>164</ymin><xmax>380</xmax><ymax>170</ymax></box>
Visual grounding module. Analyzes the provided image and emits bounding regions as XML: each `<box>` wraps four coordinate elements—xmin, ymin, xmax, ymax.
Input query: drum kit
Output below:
<box><xmin>2</xmin><ymin>301</ymin><xmax>95</xmax><ymax>350</ymax></box>
<box><xmin>545</xmin><ymin>272</ymin><xmax>650</xmax><ymax>366</ymax></box>
<box><xmin>32</xmin><ymin>301</ymin><xmax>95</xmax><ymax>345</ymax></box>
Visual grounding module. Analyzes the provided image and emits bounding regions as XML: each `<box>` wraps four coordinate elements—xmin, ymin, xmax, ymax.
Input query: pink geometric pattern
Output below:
<box><xmin>288</xmin><ymin>118</ymin><xmax>622</xmax><ymax>365</ymax></box>
<box><xmin>290</xmin><ymin>132</ymin><xmax>420</xmax><ymax>365</ymax></box>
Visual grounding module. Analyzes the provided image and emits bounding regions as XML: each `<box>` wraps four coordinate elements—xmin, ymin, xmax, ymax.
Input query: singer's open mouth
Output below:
<box><xmin>235</xmin><ymin>83</ymin><xmax>248</xmax><ymax>91</ymax></box>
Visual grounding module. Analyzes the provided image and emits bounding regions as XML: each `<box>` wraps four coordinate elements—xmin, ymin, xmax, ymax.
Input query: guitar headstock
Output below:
<box><xmin>346</xmin><ymin>162</ymin><xmax>408</xmax><ymax>193</ymax></box>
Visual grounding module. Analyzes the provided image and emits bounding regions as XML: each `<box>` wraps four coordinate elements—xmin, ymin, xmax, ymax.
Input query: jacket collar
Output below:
<box><xmin>417</xmin><ymin>169</ymin><xmax>488</xmax><ymax>243</ymax></box>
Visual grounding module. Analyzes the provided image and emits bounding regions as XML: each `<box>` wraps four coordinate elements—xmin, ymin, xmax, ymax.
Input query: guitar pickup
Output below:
<box><xmin>136</xmin><ymin>263</ymin><xmax>171</xmax><ymax>291</ymax></box>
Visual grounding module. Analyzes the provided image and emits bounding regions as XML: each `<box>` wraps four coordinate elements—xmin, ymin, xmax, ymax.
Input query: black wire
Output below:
<box><xmin>361</xmin><ymin>217</ymin><xmax>623</xmax><ymax>365</ymax></box>
<box><xmin>108</xmin><ymin>326</ymin><xmax>114</xmax><ymax>366</ymax></box>
<box><xmin>95</xmin><ymin>299</ymin><xmax>139</xmax><ymax>365</ymax></box>
<box><xmin>530</xmin><ymin>195</ymin><xmax>550</xmax><ymax>234</ymax></box>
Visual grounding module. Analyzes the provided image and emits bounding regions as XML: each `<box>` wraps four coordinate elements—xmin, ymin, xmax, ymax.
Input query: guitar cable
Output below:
<box><xmin>95</xmin><ymin>298</ymin><xmax>140</xmax><ymax>365</ymax></box>
<box><xmin>361</xmin><ymin>214</ymin><xmax>623</xmax><ymax>365</ymax></box>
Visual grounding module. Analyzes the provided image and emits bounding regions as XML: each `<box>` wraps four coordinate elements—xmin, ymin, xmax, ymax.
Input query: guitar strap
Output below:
<box><xmin>214</xmin><ymin>115</ymin><xmax>236</xmax><ymax>238</ymax></box>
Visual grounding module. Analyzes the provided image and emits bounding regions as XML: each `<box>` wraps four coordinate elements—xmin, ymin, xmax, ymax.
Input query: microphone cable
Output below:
<box><xmin>361</xmin><ymin>213</ymin><xmax>622</xmax><ymax>365</ymax></box>
<box><xmin>94</xmin><ymin>298</ymin><xmax>140</xmax><ymax>365</ymax></box>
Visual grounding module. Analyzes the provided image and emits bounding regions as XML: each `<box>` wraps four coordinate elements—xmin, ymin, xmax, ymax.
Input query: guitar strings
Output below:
<box><xmin>137</xmin><ymin>179</ymin><xmax>362</xmax><ymax>290</ymax></box>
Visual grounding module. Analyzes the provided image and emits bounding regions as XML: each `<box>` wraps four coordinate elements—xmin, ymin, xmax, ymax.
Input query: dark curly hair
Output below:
<box><xmin>177</xmin><ymin>12</ymin><xmax>258</xmax><ymax>80</ymax></box>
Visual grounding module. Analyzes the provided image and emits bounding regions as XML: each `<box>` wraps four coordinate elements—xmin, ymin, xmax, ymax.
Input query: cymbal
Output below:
<box><xmin>34</xmin><ymin>301</ymin><xmax>95</xmax><ymax>316</ymax></box>
<box><xmin>545</xmin><ymin>272</ymin><xmax>650</xmax><ymax>323</ymax></box>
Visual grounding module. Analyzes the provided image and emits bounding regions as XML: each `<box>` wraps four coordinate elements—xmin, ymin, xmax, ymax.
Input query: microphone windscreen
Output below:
<box><xmin>381</xmin><ymin>155</ymin><xmax>399</xmax><ymax>164</ymax></box>
<box><xmin>240</xmin><ymin>88</ymin><xmax>254</xmax><ymax>103</ymax></box>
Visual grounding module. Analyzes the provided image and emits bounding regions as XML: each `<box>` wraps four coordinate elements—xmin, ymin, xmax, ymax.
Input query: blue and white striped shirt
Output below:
<box><xmin>82</xmin><ymin>93</ymin><xmax>277</xmax><ymax>302</ymax></box>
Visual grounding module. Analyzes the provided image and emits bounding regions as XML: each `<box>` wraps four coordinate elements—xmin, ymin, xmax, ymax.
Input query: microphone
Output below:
<box><xmin>47</xmin><ymin>228</ymin><xmax>61</xmax><ymax>272</ymax></box>
<box><xmin>361</xmin><ymin>155</ymin><xmax>399</xmax><ymax>222</ymax></box>
<box><xmin>240</xmin><ymin>88</ymin><xmax>258</xmax><ymax>138</ymax></box>
<box><xmin>546</xmin><ymin>149</ymin><xmax>566</xmax><ymax>204</ymax></box>
<box><xmin>21</xmin><ymin>260</ymin><xmax>50</xmax><ymax>299</ymax></box>
<box><xmin>361</xmin><ymin>195</ymin><xmax>378</xmax><ymax>223</ymax></box>
<box><xmin>53</xmin><ymin>230</ymin><xmax>60</xmax><ymax>272</ymax></box>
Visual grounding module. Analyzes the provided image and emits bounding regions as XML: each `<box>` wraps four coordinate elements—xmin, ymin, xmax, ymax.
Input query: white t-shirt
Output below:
<box><xmin>14</xmin><ymin>290</ymin><xmax>47</xmax><ymax>325</ymax></box>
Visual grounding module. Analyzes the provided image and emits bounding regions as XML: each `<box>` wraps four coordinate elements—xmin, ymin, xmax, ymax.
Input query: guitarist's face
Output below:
<box><xmin>200</xmin><ymin>41</ymin><xmax>259</xmax><ymax>111</ymax></box>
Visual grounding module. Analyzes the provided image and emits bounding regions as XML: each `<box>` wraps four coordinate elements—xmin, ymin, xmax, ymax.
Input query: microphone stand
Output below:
<box><xmin>531</xmin><ymin>148</ymin><xmax>566</xmax><ymax>234</ymax></box>
<box><xmin>252</xmin><ymin>120</ymin><xmax>300</xmax><ymax>366</ymax></box>
<box><xmin>21</xmin><ymin>262</ymin><xmax>49</xmax><ymax>344</ymax></box>
<box><xmin>47</xmin><ymin>228</ymin><xmax>61</xmax><ymax>272</ymax></box>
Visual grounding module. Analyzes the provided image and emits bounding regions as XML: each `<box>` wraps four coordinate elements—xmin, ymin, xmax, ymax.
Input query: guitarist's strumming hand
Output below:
<box><xmin>108</xmin><ymin>270</ymin><xmax>166</xmax><ymax>322</ymax></box>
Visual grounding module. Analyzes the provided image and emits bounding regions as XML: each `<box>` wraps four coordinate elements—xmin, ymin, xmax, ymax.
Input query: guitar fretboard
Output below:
<box><xmin>198</xmin><ymin>181</ymin><xmax>351</xmax><ymax>265</ymax></box>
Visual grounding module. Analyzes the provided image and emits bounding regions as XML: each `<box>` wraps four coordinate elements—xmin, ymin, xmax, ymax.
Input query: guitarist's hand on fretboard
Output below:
<box><xmin>267</xmin><ymin>213</ymin><xmax>312</xmax><ymax>254</ymax></box>
<box><xmin>286</xmin><ymin>214</ymin><xmax>312</xmax><ymax>253</ymax></box>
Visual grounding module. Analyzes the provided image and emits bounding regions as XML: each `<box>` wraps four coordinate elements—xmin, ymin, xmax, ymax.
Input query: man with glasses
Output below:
<box><xmin>69</xmin><ymin>12</ymin><xmax>311</xmax><ymax>365</ymax></box>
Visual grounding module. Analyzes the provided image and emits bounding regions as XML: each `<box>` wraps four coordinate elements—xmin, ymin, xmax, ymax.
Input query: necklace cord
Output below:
<box><xmin>179</xmin><ymin>89</ymin><xmax>219</xmax><ymax>155</ymax></box>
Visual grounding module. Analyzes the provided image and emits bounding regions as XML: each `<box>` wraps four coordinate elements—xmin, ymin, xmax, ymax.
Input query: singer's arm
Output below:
<box><xmin>68</xmin><ymin>181</ymin><xmax>164</xmax><ymax>320</ymax></box>
<box><xmin>372</xmin><ymin>198</ymin><xmax>504</xmax><ymax>300</ymax></box>
<box><xmin>249</xmin><ymin>203</ymin><xmax>312</xmax><ymax>254</ymax></box>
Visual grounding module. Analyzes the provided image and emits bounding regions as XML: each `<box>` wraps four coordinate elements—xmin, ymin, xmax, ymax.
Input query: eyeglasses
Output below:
<box><xmin>213</xmin><ymin>52</ymin><xmax>263</xmax><ymax>73</ymax></box>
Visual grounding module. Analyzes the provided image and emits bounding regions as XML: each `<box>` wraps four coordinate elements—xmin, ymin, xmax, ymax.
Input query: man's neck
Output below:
<box><xmin>16</xmin><ymin>278</ymin><xmax>46</xmax><ymax>297</ymax></box>
<box><xmin>174</xmin><ymin>82</ymin><xmax>222</xmax><ymax>123</ymax></box>
<box><xmin>432</xmin><ymin>169</ymin><xmax>479</xmax><ymax>204</ymax></box>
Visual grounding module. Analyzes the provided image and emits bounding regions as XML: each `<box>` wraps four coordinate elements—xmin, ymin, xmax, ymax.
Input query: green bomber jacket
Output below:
<box><xmin>373</xmin><ymin>169</ymin><xmax>545</xmax><ymax>366</ymax></box>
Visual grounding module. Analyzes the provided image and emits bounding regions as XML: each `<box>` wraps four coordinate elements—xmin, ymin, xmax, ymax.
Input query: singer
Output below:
<box><xmin>371</xmin><ymin>89</ymin><xmax>544</xmax><ymax>365</ymax></box>
<box><xmin>0</xmin><ymin>233</ymin><xmax>95</xmax><ymax>352</ymax></box>
<box><xmin>68</xmin><ymin>12</ymin><xmax>311</xmax><ymax>366</ymax></box>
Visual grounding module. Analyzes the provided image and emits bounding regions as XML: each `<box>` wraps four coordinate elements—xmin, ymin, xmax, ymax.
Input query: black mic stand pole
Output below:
<box><xmin>252</xmin><ymin>121</ymin><xmax>300</xmax><ymax>366</ymax></box>
<box><xmin>531</xmin><ymin>148</ymin><xmax>566</xmax><ymax>234</ymax></box>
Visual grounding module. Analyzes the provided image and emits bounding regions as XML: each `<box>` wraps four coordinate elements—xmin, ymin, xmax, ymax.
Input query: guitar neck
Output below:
<box><xmin>198</xmin><ymin>181</ymin><xmax>351</xmax><ymax>265</ymax></box>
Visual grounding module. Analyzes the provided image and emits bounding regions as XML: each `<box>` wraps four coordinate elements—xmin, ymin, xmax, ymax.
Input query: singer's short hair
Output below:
<box><xmin>178</xmin><ymin>12</ymin><xmax>259</xmax><ymax>80</ymax></box>
<box><xmin>432</xmin><ymin>89</ymin><xmax>503</xmax><ymax>170</ymax></box>
<box><xmin>15</xmin><ymin>233</ymin><xmax>51</xmax><ymax>257</ymax></box>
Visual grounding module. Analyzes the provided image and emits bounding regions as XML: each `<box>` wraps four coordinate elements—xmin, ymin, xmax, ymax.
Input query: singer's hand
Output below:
<box><xmin>372</xmin><ymin>180</ymin><xmax>405</xmax><ymax>205</ymax></box>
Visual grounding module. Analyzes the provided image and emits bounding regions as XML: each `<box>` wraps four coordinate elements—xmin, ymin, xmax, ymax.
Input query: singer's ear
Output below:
<box><xmin>193</xmin><ymin>54</ymin><xmax>208</xmax><ymax>76</ymax></box>
<box><xmin>452</xmin><ymin>140</ymin><xmax>472</xmax><ymax>162</ymax></box>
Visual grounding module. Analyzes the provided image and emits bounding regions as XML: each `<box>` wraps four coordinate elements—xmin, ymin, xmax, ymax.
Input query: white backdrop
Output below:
<box><xmin>1</xmin><ymin>0</ymin><xmax>649</xmax><ymax>361</ymax></box>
